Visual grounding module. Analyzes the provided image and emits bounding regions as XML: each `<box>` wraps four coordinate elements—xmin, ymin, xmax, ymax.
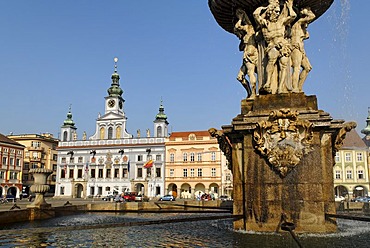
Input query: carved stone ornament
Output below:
<box><xmin>253</xmin><ymin>109</ymin><xmax>313</xmax><ymax>177</ymax></box>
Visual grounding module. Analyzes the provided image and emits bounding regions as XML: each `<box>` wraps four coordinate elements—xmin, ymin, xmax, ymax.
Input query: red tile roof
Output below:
<box><xmin>0</xmin><ymin>133</ymin><xmax>24</xmax><ymax>147</ymax></box>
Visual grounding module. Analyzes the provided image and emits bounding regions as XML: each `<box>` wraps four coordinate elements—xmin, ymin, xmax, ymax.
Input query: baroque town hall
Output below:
<box><xmin>55</xmin><ymin>59</ymin><xmax>168</xmax><ymax>198</ymax></box>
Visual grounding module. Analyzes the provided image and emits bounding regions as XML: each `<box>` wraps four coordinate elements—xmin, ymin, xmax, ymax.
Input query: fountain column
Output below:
<box><xmin>208</xmin><ymin>0</ymin><xmax>355</xmax><ymax>233</ymax></box>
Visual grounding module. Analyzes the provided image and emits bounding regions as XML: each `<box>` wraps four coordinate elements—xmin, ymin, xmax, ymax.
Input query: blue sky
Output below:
<box><xmin>0</xmin><ymin>0</ymin><xmax>368</xmax><ymax>139</ymax></box>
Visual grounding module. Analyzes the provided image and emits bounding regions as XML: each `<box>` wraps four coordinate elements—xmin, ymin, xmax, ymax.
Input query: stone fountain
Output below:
<box><xmin>208</xmin><ymin>0</ymin><xmax>356</xmax><ymax>233</ymax></box>
<box><xmin>27</xmin><ymin>168</ymin><xmax>53</xmax><ymax>209</ymax></box>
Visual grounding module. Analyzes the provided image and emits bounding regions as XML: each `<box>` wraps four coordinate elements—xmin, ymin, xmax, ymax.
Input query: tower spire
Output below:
<box><xmin>361</xmin><ymin>107</ymin><xmax>370</xmax><ymax>137</ymax></box>
<box><xmin>63</xmin><ymin>104</ymin><xmax>75</xmax><ymax>127</ymax></box>
<box><xmin>107</xmin><ymin>57</ymin><xmax>123</xmax><ymax>97</ymax></box>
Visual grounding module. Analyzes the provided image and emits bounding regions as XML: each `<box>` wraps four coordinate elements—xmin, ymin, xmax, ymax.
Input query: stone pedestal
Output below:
<box><xmin>222</xmin><ymin>93</ymin><xmax>355</xmax><ymax>233</ymax></box>
<box><xmin>27</xmin><ymin>168</ymin><xmax>53</xmax><ymax>209</ymax></box>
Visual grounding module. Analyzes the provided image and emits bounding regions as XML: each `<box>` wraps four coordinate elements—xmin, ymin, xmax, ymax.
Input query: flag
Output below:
<box><xmin>144</xmin><ymin>160</ymin><xmax>153</xmax><ymax>168</ymax></box>
<box><xmin>85</xmin><ymin>162</ymin><xmax>89</xmax><ymax>174</ymax></box>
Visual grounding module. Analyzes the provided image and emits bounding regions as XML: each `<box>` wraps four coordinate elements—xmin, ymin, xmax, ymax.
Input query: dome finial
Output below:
<box><xmin>114</xmin><ymin>57</ymin><xmax>118</xmax><ymax>73</ymax></box>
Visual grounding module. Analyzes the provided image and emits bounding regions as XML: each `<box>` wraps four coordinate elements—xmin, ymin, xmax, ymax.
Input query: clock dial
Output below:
<box><xmin>108</xmin><ymin>99</ymin><xmax>115</xmax><ymax>108</ymax></box>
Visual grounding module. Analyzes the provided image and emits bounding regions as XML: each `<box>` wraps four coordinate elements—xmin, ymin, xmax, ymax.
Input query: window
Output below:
<box><xmin>9</xmin><ymin>158</ymin><xmax>14</xmax><ymax>166</ymax></box>
<box><xmin>100</xmin><ymin>127</ymin><xmax>105</xmax><ymax>139</ymax></box>
<box><xmin>358</xmin><ymin>170</ymin><xmax>364</xmax><ymax>179</ymax></box>
<box><xmin>137</xmin><ymin>168</ymin><xmax>143</xmax><ymax>178</ymax></box>
<box><xmin>190</xmin><ymin>168</ymin><xmax>195</xmax><ymax>177</ymax></box>
<box><xmin>157</xmin><ymin>126</ymin><xmax>163</xmax><ymax>137</ymax></box>
<box><xmin>146</xmin><ymin>168</ymin><xmax>151</xmax><ymax>177</ymax></box>
<box><xmin>60</xmin><ymin>186</ymin><xmax>65</xmax><ymax>195</ymax></box>
<box><xmin>211</xmin><ymin>168</ymin><xmax>216</xmax><ymax>177</ymax></box>
<box><xmin>190</xmin><ymin>153</ymin><xmax>195</xmax><ymax>162</ymax></box>
<box><xmin>40</xmin><ymin>163</ymin><xmax>45</xmax><ymax>168</ymax></box>
<box><xmin>78</xmin><ymin>157</ymin><xmax>83</xmax><ymax>163</ymax></box>
<box><xmin>357</xmin><ymin>153</ymin><xmax>363</xmax><ymax>162</ymax></box>
<box><xmin>69</xmin><ymin>157</ymin><xmax>74</xmax><ymax>164</ymax></box>
<box><xmin>32</xmin><ymin>152</ymin><xmax>38</xmax><ymax>159</ymax></box>
<box><xmin>16</xmin><ymin>158</ymin><xmax>20</xmax><ymax>166</ymax></box>
<box><xmin>105</xmin><ymin>186</ymin><xmax>110</xmax><ymax>192</ymax></box>
<box><xmin>61</xmin><ymin>169</ymin><xmax>66</xmax><ymax>178</ymax></box>
<box><xmin>69</xmin><ymin>169</ymin><xmax>74</xmax><ymax>178</ymax></box>
<box><xmin>91</xmin><ymin>169</ymin><xmax>96</xmax><ymax>178</ymax></box>
<box><xmin>31</xmin><ymin>141</ymin><xmax>41</xmax><ymax>148</ymax></box>
<box><xmin>156</xmin><ymin>155</ymin><xmax>161</xmax><ymax>161</ymax></box>
<box><xmin>31</xmin><ymin>163</ymin><xmax>38</xmax><ymax>169</ymax></box>
<box><xmin>156</xmin><ymin>168</ymin><xmax>161</xmax><ymax>177</ymax></box>
<box><xmin>0</xmin><ymin>171</ymin><xmax>5</xmax><ymax>179</ymax></box>
<box><xmin>108</xmin><ymin>127</ymin><xmax>113</xmax><ymax>139</ymax></box>
<box><xmin>183</xmin><ymin>169</ymin><xmax>188</xmax><ymax>177</ymax></box>
<box><xmin>10</xmin><ymin>172</ymin><xmax>18</xmax><ymax>180</ymax></box>
<box><xmin>211</xmin><ymin>152</ymin><xmax>216</xmax><ymax>161</ymax></box>
<box><xmin>169</xmin><ymin>169</ymin><xmax>174</xmax><ymax>177</ymax></box>
<box><xmin>53</xmin><ymin>164</ymin><xmax>57</xmax><ymax>171</ymax></box>
<box><xmin>106</xmin><ymin>169</ymin><xmax>111</xmax><ymax>178</ymax></box>
<box><xmin>61</xmin><ymin>157</ymin><xmax>66</xmax><ymax>163</ymax></box>
<box><xmin>137</xmin><ymin>155</ymin><xmax>143</xmax><ymax>162</ymax></box>
<box><xmin>345</xmin><ymin>153</ymin><xmax>351</xmax><ymax>162</ymax></box>
<box><xmin>2</xmin><ymin>157</ymin><xmax>7</xmax><ymax>165</ymax></box>
<box><xmin>183</xmin><ymin>153</ymin><xmax>188</xmax><ymax>162</ymax></box>
<box><xmin>170</xmin><ymin>153</ymin><xmax>175</xmax><ymax>162</ymax></box>
<box><xmin>335</xmin><ymin>170</ymin><xmax>341</xmax><ymax>179</ymax></box>
<box><xmin>24</xmin><ymin>163</ymin><xmax>29</xmax><ymax>170</ymax></box>
<box><xmin>197</xmin><ymin>153</ymin><xmax>202</xmax><ymax>162</ymax></box>
<box><xmin>77</xmin><ymin>169</ymin><xmax>83</xmax><ymax>178</ymax></box>
<box><xmin>23</xmin><ymin>174</ymin><xmax>29</xmax><ymax>181</ymax></box>
<box><xmin>114</xmin><ymin>168</ymin><xmax>119</xmax><ymax>178</ymax></box>
<box><xmin>98</xmin><ymin>169</ymin><xmax>103</xmax><ymax>178</ymax></box>
<box><xmin>53</xmin><ymin>154</ymin><xmax>58</xmax><ymax>161</ymax></box>
<box><xmin>346</xmin><ymin>170</ymin><xmax>352</xmax><ymax>179</ymax></box>
<box><xmin>197</xmin><ymin>168</ymin><xmax>203</xmax><ymax>177</ymax></box>
<box><xmin>226</xmin><ymin>173</ymin><xmax>231</xmax><ymax>181</ymax></box>
<box><xmin>123</xmin><ymin>168</ymin><xmax>128</xmax><ymax>178</ymax></box>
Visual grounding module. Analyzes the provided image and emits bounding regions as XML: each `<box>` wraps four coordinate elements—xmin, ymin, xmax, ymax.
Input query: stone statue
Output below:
<box><xmin>209</xmin><ymin>128</ymin><xmax>232</xmax><ymax>171</ymax></box>
<box><xmin>290</xmin><ymin>8</ymin><xmax>315</xmax><ymax>92</ymax></box>
<box><xmin>234</xmin><ymin>9</ymin><xmax>258</xmax><ymax>98</ymax></box>
<box><xmin>82</xmin><ymin>131</ymin><xmax>87</xmax><ymax>141</ymax></box>
<box><xmin>253</xmin><ymin>0</ymin><xmax>296</xmax><ymax>94</ymax></box>
<box><xmin>137</xmin><ymin>129</ymin><xmax>141</xmax><ymax>138</ymax></box>
<box><xmin>146</xmin><ymin>129</ymin><xmax>150</xmax><ymax>137</ymax></box>
<box><xmin>72</xmin><ymin>131</ymin><xmax>77</xmax><ymax>141</ymax></box>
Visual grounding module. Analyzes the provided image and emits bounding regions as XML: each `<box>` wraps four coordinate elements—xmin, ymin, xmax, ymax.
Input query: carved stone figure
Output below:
<box><xmin>334</xmin><ymin>121</ymin><xmax>357</xmax><ymax>153</ymax></box>
<box><xmin>234</xmin><ymin>9</ymin><xmax>258</xmax><ymax>98</ymax></box>
<box><xmin>82</xmin><ymin>131</ymin><xmax>87</xmax><ymax>141</ymax></box>
<box><xmin>209</xmin><ymin>128</ymin><xmax>232</xmax><ymax>171</ymax></box>
<box><xmin>253</xmin><ymin>0</ymin><xmax>296</xmax><ymax>94</ymax></box>
<box><xmin>137</xmin><ymin>129</ymin><xmax>141</xmax><ymax>138</ymax></box>
<box><xmin>253</xmin><ymin>109</ymin><xmax>313</xmax><ymax>177</ymax></box>
<box><xmin>290</xmin><ymin>8</ymin><xmax>315</xmax><ymax>92</ymax></box>
<box><xmin>146</xmin><ymin>129</ymin><xmax>150</xmax><ymax>137</ymax></box>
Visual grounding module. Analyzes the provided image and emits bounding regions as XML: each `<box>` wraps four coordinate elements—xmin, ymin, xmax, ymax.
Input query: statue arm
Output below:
<box><xmin>253</xmin><ymin>6</ymin><xmax>267</xmax><ymax>27</ymax></box>
<box><xmin>282</xmin><ymin>0</ymin><xmax>297</xmax><ymax>25</ymax></box>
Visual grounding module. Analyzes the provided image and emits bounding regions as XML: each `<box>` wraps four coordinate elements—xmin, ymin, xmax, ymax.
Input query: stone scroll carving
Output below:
<box><xmin>234</xmin><ymin>0</ymin><xmax>316</xmax><ymax>98</ymax></box>
<box><xmin>209</xmin><ymin>128</ymin><xmax>233</xmax><ymax>172</ymax></box>
<box><xmin>333</xmin><ymin>121</ymin><xmax>357</xmax><ymax>154</ymax></box>
<box><xmin>253</xmin><ymin>109</ymin><xmax>313</xmax><ymax>177</ymax></box>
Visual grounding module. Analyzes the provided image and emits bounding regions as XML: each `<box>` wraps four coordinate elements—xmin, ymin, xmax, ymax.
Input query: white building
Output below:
<box><xmin>55</xmin><ymin>58</ymin><xmax>169</xmax><ymax>199</ymax></box>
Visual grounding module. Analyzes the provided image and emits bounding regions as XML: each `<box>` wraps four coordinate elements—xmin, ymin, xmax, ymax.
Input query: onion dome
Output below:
<box><xmin>361</xmin><ymin>107</ymin><xmax>370</xmax><ymax>136</ymax></box>
<box><xmin>63</xmin><ymin>106</ymin><xmax>75</xmax><ymax>127</ymax></box>
<box><xmin>155</xmin><ymin>100</ymin><xmax>168</xmax><ymax>123</ymax></box>
<box><xmin>107</xmin><ymin>57</ymin><xmax>123</xmax><ymax>97</ymax></box>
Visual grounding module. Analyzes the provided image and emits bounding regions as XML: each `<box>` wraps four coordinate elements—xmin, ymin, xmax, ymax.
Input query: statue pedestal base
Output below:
<box><xmin>223</xmin><ymin>93</ymin><xmax>350</xmax><ymax>233</ymax></box>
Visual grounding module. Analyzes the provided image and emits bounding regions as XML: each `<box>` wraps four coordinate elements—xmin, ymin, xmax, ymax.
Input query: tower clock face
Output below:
<box><xmin>119</xmin><ymin>100</ymin><xmax>123</xmax><ymax>109</ymax></box>
<box><xmin>108</xmin><ymin>99</ymin><xmax>115</xmax><ymax>108</ymax></box>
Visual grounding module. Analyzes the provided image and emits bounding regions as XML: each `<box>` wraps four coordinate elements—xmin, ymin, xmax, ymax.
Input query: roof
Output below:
<box><xmin>169</xmin><ymin>131</ymin><xmax>211</xmax><ymax>138</ymax></box>
<box><xmin>342</xmin><ymin>129</ymin><xmax>368</xmax><ymax>149</ymax></box>
<box><xmin>0</xmin><ymin>133</ymin><xmax>24</xmax><ymax>147</ymax></box>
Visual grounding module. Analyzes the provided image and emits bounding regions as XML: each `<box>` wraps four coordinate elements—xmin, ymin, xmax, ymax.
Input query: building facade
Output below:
<box><xmin>7</xmin><ymin>133</ymin><xmax>59</xmax><ymax>195</ymax></box>
<box><xmin>0</xmin><ymin>133</ymin><xmax>24</xmax><ymax>198</ymax></box>
<box><xmin>55</xmin><ymin>59</ymin><xmax>169</xmax><ymax>199</ymax></box>
<box><xmin>334</xmin><ymin>129</ymin><xmax>370</xmax><ymax>199</ymax></box>
<box><xmin>165</xmin><ymin>131</ymin><xmax>232</xmax><ymax>199</ymax></box>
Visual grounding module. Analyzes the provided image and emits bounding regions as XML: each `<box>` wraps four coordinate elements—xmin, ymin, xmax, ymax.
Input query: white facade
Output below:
<box><xmin>55</xmin><ymin>59</ymin><xmax>168</xmax><ymax>199</ymax></box>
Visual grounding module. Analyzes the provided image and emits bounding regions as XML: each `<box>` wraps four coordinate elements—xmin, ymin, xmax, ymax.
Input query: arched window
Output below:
<box><xmin>116</xmin><ymin>126</ymin><xmax>121</xmax><ymax>139</ymax></box>
<box><xmin>63</xmin><ymin>131</ymin><xmax>68</xmax><ymax>141</ymax></box>
<box><xmin>108</xmin><ymin>127</ymin><xmax>113</xmax><ymax>139</ymax></box>
<box><xmin>157</xmin><ymin>126</ymin><xmax>163</xmax><ymax>137</ymax></box>
<box><xmin>100</xmin><ymin>127</ymin><xmax>105</xmax><ymax>139</ymax></box>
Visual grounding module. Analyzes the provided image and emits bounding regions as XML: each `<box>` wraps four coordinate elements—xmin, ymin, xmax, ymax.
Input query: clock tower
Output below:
<box><xmin>90</xmin><ymin>57</ymin><xmax>132</xmax><ymax>140</ymax></box>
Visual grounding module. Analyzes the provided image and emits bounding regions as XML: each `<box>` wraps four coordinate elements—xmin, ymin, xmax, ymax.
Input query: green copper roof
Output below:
<box><xmin>361</xmin><ymin>107</ymin><xmax>370</xmax><ymax>135</ymax></box>
<box><xmin>107</xmin><ymin>58</ymin><xmax>123</xmax><ymax>97</ymax></box>
<box><xmin>63</xmin><ymin>107</ymin><xmax>75</xmax><ymax>127</ymax></box>
<box><xmin>155</xmin><ymin>100</ymin><xmax>167</xmax><ymax>121</ymax></box>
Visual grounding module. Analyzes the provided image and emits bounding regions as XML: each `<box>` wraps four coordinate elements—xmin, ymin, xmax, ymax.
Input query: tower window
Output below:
<box><xmin>63</xmin><ymin>131</ymin><xmax>68</xmax><ymax>141</ymax></box>
<box><xmin>108</xmin><ymin>127</ymin><xmax>113</xmax><ymax>139</ymax></box>
<box><xmin>157</xmin><ymin>126</ymin><xmax>163</xmax><ymax>137</ymax></box>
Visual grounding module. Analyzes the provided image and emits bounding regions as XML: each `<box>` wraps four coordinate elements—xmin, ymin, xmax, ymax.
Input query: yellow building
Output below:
<box><xmin>165</xmin><ymin>130</ymin><xmax>232</xmax><ymax>199</ymax></box>
<box><xmin>333</xmin><ymin>129</ymin><xmax>369</xmax><ymax>199</ymax></box>
<box><xmin>8</xmin><ymin>133</ymin><xmax>59</xmax><ymax>194</ymax></box>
